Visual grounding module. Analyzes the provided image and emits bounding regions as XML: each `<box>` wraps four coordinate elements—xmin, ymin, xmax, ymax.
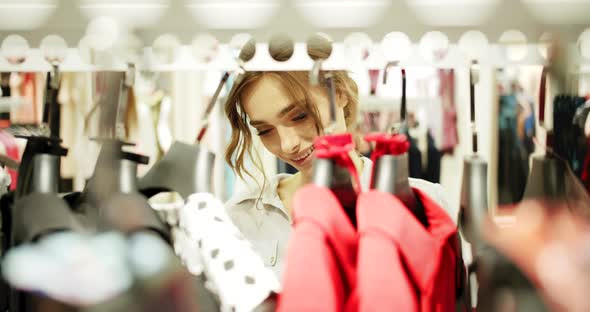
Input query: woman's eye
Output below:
<box><xmin>292</xmin><ymin>112</ymin><xmax>308</xmax><ymax>122</ymax></box>
<box><xmin>257</xmin><ymin>129</ymin><xmax>272</xmax><ymax>136</ymax></box>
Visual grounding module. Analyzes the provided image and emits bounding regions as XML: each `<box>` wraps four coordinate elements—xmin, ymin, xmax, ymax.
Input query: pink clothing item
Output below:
<box><xmin>438</xmin><ymin>69</ymin><xmax>458</xmax><ymax>152</ymax></box>
<box><xmin>277</xmin><ymin>184</ymin><xmax>357</xmax><ymax>312</ymax></box>
<box><xmin>356</xmin><ymin>188</ymin><xmax>461</xmax><ymax>311</ymax></box>
<box><xmin>0</xmin><ymin>131</ymin><xmax>19</xmax><ymax>190</ymax></box>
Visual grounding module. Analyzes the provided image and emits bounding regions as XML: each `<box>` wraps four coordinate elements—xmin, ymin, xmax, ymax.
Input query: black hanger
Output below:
<box><xmin>523</xmin><ymin>67</ymin><xmax>567</xmax><ymax>200</ymax></box>
<box><xmin>10</xmin><ymin>64</ymin><xmax>83</xmax><ymax>246</ymax></box>
<box><xmin>308</xmin><ymin>55</ymin><xmax>360</xmax><ymax>224</ymax></box>
<box><xmin>137</xmin><ymin>73</ymin><xmax>229</xmax><ymax>199</ymax></box>
<box><xmin>77</xmin><ymin>64</ymin><xmax>170</xmax><ymax>243</ymax></box>
<box><xmin>370</xmin><ymin>61</ymin><xmax>424</xmax><ymax>225</ymax></box>
<box><xmin>146</xmin><ymin>38</ymin><xmax>241</xmax><ymax>199</ymax></box>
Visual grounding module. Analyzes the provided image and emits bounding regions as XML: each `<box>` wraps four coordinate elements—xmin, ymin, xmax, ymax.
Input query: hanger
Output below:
<box><xmin>8</xmin><ymin>63</ymin><xmax>83</xmax><ymax>246</ymax></box>
<box><xmin>312</xmin><ymin>74</ymin><xmax>360</xmax><ymax>223</ymax></box>
<box><xmin>523</xmin><ymin>66</ymin><xmax>567</xmax><ymax>200</ymax></box>
<box><xmin>16</xmin><ymin>64</ymin><xmax>66</xmax><ymax>198</ymax></box>
<box><xmin>196</xmin><ymin>72</ymin><xmax>230</xmax><ymax>143</ymax></box>
<box><xmin>369</xmin><ymin>61</ymin><xmax>424</xmax><ymax>224</ymax></box>
<box><xmin>459</xmin><ymin>60</ymin><xmax>489</xmax><ymax>246</ymax></box>
<box><xmin>305</xmin><ymin>52</ymin><xmax>360</xmax><ymax>224</ymax></box>
<box><xmin>79</xmin><ymin>63</ymin><xmax>169</xmax><ymax>242</ymax></box>
<box><xmin>137</xmin><ymin>75</ymin><xmax>227</xmax><ymax>199</ymax></box>
<box><xmin>139</xmin><ymin>39</ymin><xmax>252</xmax><ymax>199</ymax></box>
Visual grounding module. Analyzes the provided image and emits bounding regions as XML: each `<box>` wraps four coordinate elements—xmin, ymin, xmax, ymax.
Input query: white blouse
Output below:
<box><xmin>224</xmin><ymin>157</ymin><xmax>456</xmax><ymax>282</ymax></box>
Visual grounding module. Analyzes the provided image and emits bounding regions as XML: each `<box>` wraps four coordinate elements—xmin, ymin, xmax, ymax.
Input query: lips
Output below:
<box><xmin>291</xmin><ymin>146</ymin><xmax>315</xmax><ymax>167</ymax></box>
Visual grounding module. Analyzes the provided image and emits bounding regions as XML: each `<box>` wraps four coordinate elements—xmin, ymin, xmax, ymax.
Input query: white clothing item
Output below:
<box><xmin>134</xmin><ymin>94</ymin><xmax>160</xmax><ymax>176</ymax></box>
<box><xmin>225</xmin><ymin>157</ymin><xmax>455</xmax><ymax>282</ymax></box>
<box><xmin>180</xmin><ymin>193</ymin><xmax>280</xmax><ymax>312</ymax></box>
<box><xmin>0</xmin><ymin>166</ymin><xmax>11</xmax><ymax>195</ymax></box>
<box><xmin>2</xmin><ymin>232</ymin><xmax>134</xmax><ymax>306</ymax></box>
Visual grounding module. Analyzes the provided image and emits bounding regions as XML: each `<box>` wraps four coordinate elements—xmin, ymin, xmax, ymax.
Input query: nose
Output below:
<box><xmin>277</xmin><ymin>126</ymin><xmax>301</xmax><ymax>154</ymax></box>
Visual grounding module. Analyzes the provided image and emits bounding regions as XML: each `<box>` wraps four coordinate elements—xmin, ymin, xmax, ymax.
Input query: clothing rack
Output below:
<box><xmin>0</xmin><ymin>43</ymin><xmax>588</xmax><ymax>73</ymax></box>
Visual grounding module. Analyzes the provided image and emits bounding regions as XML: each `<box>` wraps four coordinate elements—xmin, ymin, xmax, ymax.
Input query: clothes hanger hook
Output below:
<box><xmin>50</xmin><ymin>63</ymin><xmax>60</xmax><ymax>90</ymax></box>
<box><xmin>310</xmin><ymin>59</ymin><xmax>323</xmax><ymax>86</ymax></box>
<box><xmin>470</xmin><ymin>60</ymin><xmax>479</xmax><ymax>154</ymax></box>
<box><xmin>124</xmin><ymin>63</ymin><xmax>136</xmax><ymax>88</ymax></box>
<box><xmin>196</xmin><ymin>72</ymin><xmax>231</xmax><ymax>143</ymax></box>
<box><xmin>383</xmin><ymin>61</ymin><xmax>406</xmax><ymax>134</ymax></box>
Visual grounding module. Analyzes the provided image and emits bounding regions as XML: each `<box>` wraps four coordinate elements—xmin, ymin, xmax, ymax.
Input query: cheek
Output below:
<box><xmin>259</xmin><ymin>134</ymin><xmax>281</xmax><ymax>156</ymax></box>
<box><xmin>296</xmin><ymin>120</ymin><xmax>318</xmax><ymax>141</ymax></box>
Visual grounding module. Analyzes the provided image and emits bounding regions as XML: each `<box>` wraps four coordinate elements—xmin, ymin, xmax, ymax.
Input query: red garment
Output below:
<box><xmin>0</xmin><ymin>131</ymin><xmax>19</xmax><ymax>190</ymax></box>
<box><xmin>313</xmin><ymin>133</ymin><xmax>360</xmax><ymax>194</ymax></box>
<box><xmin>277</xmin><ymin>184</ymin><xmax>357</xmax><ymax>312</ymax></box>
<box><xmin>438</xmin><ymin>69</ymin><xmax>458</xmax><ymax>152</ymax></box>
<box><xmin>356</xmin><ymin>188</ymin><xmax>460</xmax><ymax>312</ymax></box>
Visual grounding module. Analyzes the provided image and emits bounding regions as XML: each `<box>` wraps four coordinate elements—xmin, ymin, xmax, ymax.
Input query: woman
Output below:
<box><xmin>223</xmin><ymin>45</ymin><xmax>452</xmax><ymax>281</ymax></box>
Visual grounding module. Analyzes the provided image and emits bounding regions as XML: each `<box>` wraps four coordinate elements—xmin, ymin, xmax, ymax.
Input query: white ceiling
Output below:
<box><xmin>0</xmin><ymin>0</ymin><xmax>588</xmax><ymax>47</ymax></box>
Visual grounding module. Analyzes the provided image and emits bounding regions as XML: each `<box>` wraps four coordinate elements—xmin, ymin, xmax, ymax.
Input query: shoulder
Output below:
<box><xmin>224</xmin><ymin>173</ymin><xmax>289</xmax><ymax>215</ymax></box>
<box><xmin>409</xmin><ymin>178</ymin><xmax>457</xmax><ymax>224</ymax></box>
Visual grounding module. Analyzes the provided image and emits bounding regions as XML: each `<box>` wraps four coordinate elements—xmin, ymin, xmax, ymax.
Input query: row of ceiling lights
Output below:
<box><xmin>0</xmin><ymin>0</ymin><xmax>589</xmax><ymax>31</ymax></box>
<box><xmin>2</xmin><ymin>28</ymin><xmax>590</xmax><ymax>67</ymax></box>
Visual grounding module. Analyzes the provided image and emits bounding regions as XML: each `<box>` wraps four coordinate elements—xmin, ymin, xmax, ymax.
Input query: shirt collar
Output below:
<box><xmin>230</xmin><ymin>157</ymin><xmax>374</xmax><ymax>211</ymax></box>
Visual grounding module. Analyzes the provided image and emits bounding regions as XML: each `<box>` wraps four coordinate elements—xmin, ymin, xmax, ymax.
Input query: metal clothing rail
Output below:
<box><xmin>0</xmin><ymin>43</ymin><xmax>588</xmax><ymax>72</ymax></box>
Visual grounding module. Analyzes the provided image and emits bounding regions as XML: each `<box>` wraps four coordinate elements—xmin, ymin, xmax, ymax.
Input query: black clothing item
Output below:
<box><xmin>498</xmin><ymin>128</ymin><xmax>529</xmax><ymax>204</ymax></box>
<box><xmin>407</xmin><ymin>133</ymin><xmax>423</xmax><ymax>179</ymax></box>
<box><xmin>553</xmin><ymin>95</ymin><xmax>587</xmax><ymax>178</ymax></box>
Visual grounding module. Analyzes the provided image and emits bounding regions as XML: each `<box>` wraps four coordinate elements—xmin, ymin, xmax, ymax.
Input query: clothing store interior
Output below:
<box><xmin>0</xmin><ymin>0</ymin><xmax>590</xmax><ymax>311</ymax></box>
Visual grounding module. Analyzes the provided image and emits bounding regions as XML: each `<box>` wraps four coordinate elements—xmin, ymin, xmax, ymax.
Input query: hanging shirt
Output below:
<box><xmin>180</xmin><ymin>192</ymin><xmax>281</xmax><ymax>312</ymax></box>
<box><xmin>225</xmin><ymin>157</ymin><xmax>455</xmax><ymax>283</ymax></box>
<box><xmin>356</xmin><ymin>189</ymin><xmax>461</xmax><ymax>312</ymax></box>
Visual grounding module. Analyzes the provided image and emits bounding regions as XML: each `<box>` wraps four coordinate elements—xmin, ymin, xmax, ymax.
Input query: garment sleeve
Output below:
<box><xmin>277</xmin><ymin>223</ymin><xmax>344</xmax><ymax>312</ymax></box>
<box><xmin>180</xmin><ymin>193</ymin><xmax>280</xmax><ymax>312</ymax></box>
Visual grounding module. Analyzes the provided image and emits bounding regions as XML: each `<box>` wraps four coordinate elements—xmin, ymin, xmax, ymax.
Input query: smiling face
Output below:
<box><xmin>224</xmin><ymin>70</ymin><xmax>359</xmax><ymax>182</ymax></box>
<box><xmin>240</xmin><ymin>73</ymin><xmax>348</xmax><ymax>178</ymax></box>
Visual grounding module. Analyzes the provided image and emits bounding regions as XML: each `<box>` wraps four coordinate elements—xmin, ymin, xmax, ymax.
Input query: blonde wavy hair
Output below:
<box><xmin>224</xmin><ymin>43</ymin><xmax>360</xmax><ymax>183</ymax></box>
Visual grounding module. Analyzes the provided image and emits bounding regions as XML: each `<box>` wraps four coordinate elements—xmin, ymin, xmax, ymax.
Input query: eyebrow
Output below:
<box><xmin>249</xmin><ymin>100</ymin><xmax>305</xmax><ymax>126</ymax></box>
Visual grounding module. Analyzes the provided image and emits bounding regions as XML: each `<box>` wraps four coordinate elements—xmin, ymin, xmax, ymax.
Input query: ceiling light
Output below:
<box><xmin>294</xmin><ymin>0</ymin><xmax>391</xmax><ymax>28</ymax></box>
<box><xmin>381</xmin><ymin>32</ymin><xmax>412</xmax><ymax>62</ymax></box>
<box><xmin>521</xmin><ymin>0</ymin><xmax>590</xmax><ymax>25</ymax></box>
<box><xmin>0</xmin><ymin>0</ymin><xmax>57</xmax><ymax>30</ymax></box>
<box><xmin>79</xmin><ymin>0</ymin><xmax>170</xmax><ymax>28</ymax></box>
<box><xmin>419</xmin><ymin>31</ymin><xmax>450</xmax><ymax>63</ymax></box>
<box><xmin>1</xmin><ymin>35</ymin><xmax>29</xmax><ymax>65</ymax></box>
<box><xmin>458</xmin><ymin>31</ymin><xmax>490</xmax><ymax>60</ymax></box>
<box><xmin>85</xmin><ymin>16</ymin><xmax>121</xmax><ymax>51</ymax></box>
<box><xmin>186</xmin><ymin>0</ymin><xmax>279</xmax><ymax>29</ymax></box>
<box><xmin>40</xmin><ymin>35</ymin><xmax>68</xmax><ymax>64</ymax></box>
<box><xmin>406</xmin><ymin>0</ymin><xmax>500</xmax><ymax>26</ymax></box>
<box><xmin>498</xmin><ymin>30</ymin><xmax>528</xmax><ymax>62</ymax></box>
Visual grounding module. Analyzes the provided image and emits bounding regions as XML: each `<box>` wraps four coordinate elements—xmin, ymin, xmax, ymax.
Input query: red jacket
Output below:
<box><xmin>277</xmin><ymin>184</ymin><xmax>358</xmax><ymax>312</ymax></box>
<box><xmin>356</xmin><ymin>188</ymin><xmax>460</xmax><ymax>311</ymax></box>
<box><xmin>278</xmin><ymin>185</ymin><xmax>462</xmax><ymax>311</ymax></box>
